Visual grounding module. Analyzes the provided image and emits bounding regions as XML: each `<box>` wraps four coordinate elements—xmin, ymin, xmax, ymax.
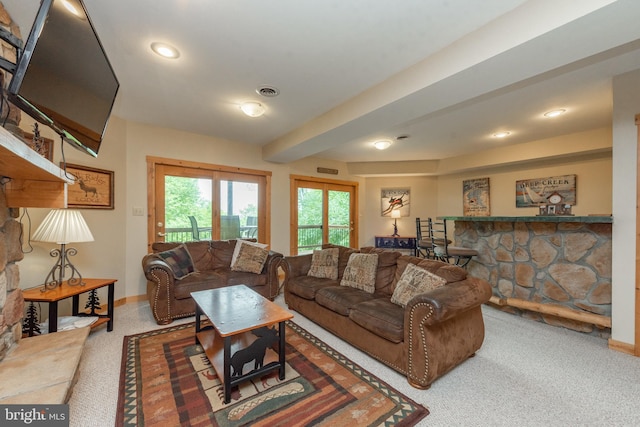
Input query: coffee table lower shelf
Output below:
<box><xmin>196</xmin><ymin>326</ymin><xmax>285</xmax><ymax>403</ymax></box>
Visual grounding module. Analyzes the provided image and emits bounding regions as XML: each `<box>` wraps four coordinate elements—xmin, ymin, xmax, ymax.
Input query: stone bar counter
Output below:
<box><xmin>441</xmin><ymin>216</ymin><xmax>612</xmax><ymax>336</ymax></box>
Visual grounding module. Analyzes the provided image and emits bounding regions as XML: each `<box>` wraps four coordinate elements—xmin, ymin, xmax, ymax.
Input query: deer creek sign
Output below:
<box><xmin>515</xmin><ymin>174</ymin><xmax>576</xmax><ymax>208</ymax></box>
<box><xmin>62</xmin><ymin>163</ymin><xmax>115</xmax><ymax>209</ymax></box>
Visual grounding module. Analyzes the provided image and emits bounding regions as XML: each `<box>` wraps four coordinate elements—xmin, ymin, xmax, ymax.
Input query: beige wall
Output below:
<box><xmin>611</xmin><ymin>69</ymin><xmax>640</xmax><ymax>345</ymax></box>
<box><xmin>437</xmin><ymin>150</ymin><xmax>612</xmax><ymax>218</ymax></box>
<box><xmin>362</xmin><ymin>176</ymin><xmax>438</xmax><ymax>247</ymax></box>
<box><xmin>16</xmin><ymin>117</ymin><xmax>621</xmax><ymax>341</ymax></box>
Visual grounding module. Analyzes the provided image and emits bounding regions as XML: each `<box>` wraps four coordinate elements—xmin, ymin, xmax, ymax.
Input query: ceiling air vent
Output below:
<box><xmin>257</xmin><ymin>86</ymin><xmax>280</xmax><ymax>97</ymax></box>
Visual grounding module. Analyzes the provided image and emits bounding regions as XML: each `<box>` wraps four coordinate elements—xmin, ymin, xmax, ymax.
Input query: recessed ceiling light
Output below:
<box><xmin>492</xmin><ymin>131</ymin><xmax>511</xmax><ymax>138</ymax></box>
<box><xmin>151</xmin><ymin>42</ymin><xmax>180</xmax><ymax>59</ymax></box>
<box><xmin>544</xmin><ymin>109</ymin><xmax>566</xmax><ymax>118</ymax></box>
<box><xmin>240</xmin><ymin>102</ymin><xmax>265</xmax><ymax>117</ymax></box>
<box><xmin>373</xmin><ymin>140</ymin><xmax>392</xmax><ymax>150</ymax></box>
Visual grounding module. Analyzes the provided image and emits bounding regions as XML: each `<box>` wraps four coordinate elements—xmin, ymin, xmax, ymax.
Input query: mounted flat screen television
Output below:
<box><xmin>6</xmin><ymin>0</ymin><xmax>119</xmax><ymax>157</ymax></box>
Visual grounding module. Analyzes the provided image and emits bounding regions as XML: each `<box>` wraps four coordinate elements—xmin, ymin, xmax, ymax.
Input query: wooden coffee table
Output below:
<box><xmin>192</xmin><ymin>285</ymin><xmax>293</xmax><ymax>404</ymax></box>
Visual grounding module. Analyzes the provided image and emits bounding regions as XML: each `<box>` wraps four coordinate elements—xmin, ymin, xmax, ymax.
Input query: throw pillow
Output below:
<box><xmin>231</xmin><ymin>241</ymin><xmax>269</xmax><ymax>274</ymax></box>
<box><xmin>307</xmin><ymin>247</ymin><xmax>339</xmax><ymax>280</ymax></box>
<box><xmin>155</xmin><ymin>244</ymin><xmax>196</xmax><ymax>280</ymax></box>
<box><xmin>340</xmin><ymin>253</ymin><xmax>379</xmax><ymax>294</ymax></box>
<box><xmin>231</xmin><ymin>239</ymin><xmax>268</xmax><ymax>267</ymax></box>
<box><xmin>391</xmin><ymin>263</ymin><xmax>446</xmax><ymax>308</ymax></box>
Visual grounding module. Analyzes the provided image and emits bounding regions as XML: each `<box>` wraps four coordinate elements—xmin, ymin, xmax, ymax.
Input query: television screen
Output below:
<box><xmin>7</xmin><ymin>0</ymin><xmax>119</xmax><ymax>157</ymax></box>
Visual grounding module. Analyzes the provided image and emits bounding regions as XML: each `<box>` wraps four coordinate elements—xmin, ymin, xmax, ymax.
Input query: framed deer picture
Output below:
<box><xmin>62</xmin><ymin>163</ymin><xmax>114</xmax><ymax>209</ymax></box>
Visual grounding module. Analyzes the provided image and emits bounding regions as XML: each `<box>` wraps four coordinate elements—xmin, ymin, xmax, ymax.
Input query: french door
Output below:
<box><xmin>290</xmin><ymin>175</ymin><xmax>358</xmax><ymax>255</ymax></box>
<box><xmin>147</xmin><ymin>157</ymin><xmax>270</xmax><ymax>249</ymax></box>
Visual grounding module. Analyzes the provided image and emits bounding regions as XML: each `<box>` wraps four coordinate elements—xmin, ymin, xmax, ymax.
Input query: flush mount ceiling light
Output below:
<box><xmin>373</xmin><ymin>140</ymin><xmax>392</xmax><ymax>150</ymax></box>
<box><xmin>544</xmin><ymin>109</ymin><xmax>566</xmax><ymax>118</ymax></box>
<box><xmin>492</xmin><ymin>131</ymin><xmax>511</xmax><ymax>138</ymax></box>
<box><xmin>240</xmin><ymin>102</ymin><xmax>265</xmax><ymax>117</ymax></box>
<box><xmin>151</xmin><ymin>42</ymin><xmax>180</xmax><ymax>59</ymax></box>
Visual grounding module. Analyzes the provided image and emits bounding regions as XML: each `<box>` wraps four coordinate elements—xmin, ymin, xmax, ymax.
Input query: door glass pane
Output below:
<box><xmin>220</xmin><ymin>180</ymin><xmax>258</xmax><ymax>240</ymax></box>
<box><xmin>297</xmin><ymin>187</ymin><xmax>323</xmax><ymax>254</ymax></box>
<box><xmin>164</xmin><ymin>176</ymin><xmax>212</xmax><ymax>242</ymax></box>
<box><xmin>328</xmin><ymin>190</ymin><xmax>350</xmax><ymax>246</ymax></box>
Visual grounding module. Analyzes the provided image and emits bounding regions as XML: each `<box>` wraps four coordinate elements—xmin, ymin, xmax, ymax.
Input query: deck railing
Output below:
<box><xmin>163</xmin><ymin>224</ymin><xmax>349</xmax><ymax>250</ymax></box>
<box><xmin>297</xmin><ymin>224</ymin><xmax>349</xmax><ymax>254</ymax></box>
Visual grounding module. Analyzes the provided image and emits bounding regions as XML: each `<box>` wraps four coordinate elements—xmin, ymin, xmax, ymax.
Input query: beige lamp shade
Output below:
<box><xmin>32</xmin><ymin>209</ymin><xmax>94</xmax><ymax>244</ymax></box>
<box><xmin>391</xmin><ymin>209</ymin><xmax>401</xmax><ymax>219</ymax></box>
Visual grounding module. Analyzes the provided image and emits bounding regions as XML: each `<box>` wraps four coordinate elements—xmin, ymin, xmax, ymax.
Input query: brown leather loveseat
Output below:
<box><xmin>282</xmin><ymin>244</ymin><xmax>492</xmax><ymax>389</ymax></box>
<box><xmin>142</xmin><ymin>240</ymin><xmax>283</xmax><ymax>324</ymax></box>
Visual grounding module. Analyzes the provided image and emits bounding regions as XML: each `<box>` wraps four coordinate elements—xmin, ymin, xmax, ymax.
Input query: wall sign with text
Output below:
<box><xmin>515</xmin><ymin>174</ymin><xmax>576</xmax><ymax>208</ymax></box>
<box><xmin>62</xmin><ymin>163</ymin><xmax>115</xmax><ymax>209</ymax></box>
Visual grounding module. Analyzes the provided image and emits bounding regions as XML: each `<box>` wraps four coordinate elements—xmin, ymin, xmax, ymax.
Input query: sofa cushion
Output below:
<box><xmin>307</xmin><ymin>247</ymin><xmax>339</xmax><ymax>280</ymax></box>
<box><xmin>360</xmin><ymin>247</ymin><xmax>401</xmax><ymax>295</ymax></box>
<box><xmin>315</xmin><ymin>286</ymin><xmax>382</xmax><ymax>316</ymax></box>
<box><xmin>231</xmin><ymin>241</ymin><xmax>269</xmax><ymax>273</ymax></box>
<box><xmin>391</xmin><ymin>263</ymin><xmax>446</xmax><ymax>308</ymax></box>
<box><xmin>208</xmin><ymin>240</ymin><xmax>236</xmax><ymax>269</ymax></box>
<box><xmin>154</xmin><ymin>244</ymin><xmax>196</xmax><ymax>280</ymax></box>
<box><xmin>287</xmin><ymin>276</ymin><xmax>337</xmax><ymax>300</ymax></box>
<box><xmin>340</xmin><ymin>253</ymin><xmax>378</xmax><ymax>293</ymax></box>
<box><xmin>349</xmin><ymin>299</ymin><xmax>404</xmax><ymax>343</ymax></box>
<box><xmin>322</xmin><ymin>244</ymin><xmax>359</xmax><ymax>280</ymax></box>
<box><xmin>173</xmin><ymin>271</ymin><xmax>227</xmax><ymax>299</ymax></box>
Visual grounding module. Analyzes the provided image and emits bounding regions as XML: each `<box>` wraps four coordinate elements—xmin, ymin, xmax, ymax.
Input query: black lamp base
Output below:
<box><xmin>392</xmin><ymin>219</ymin><xmax>399</xmax><ymax>237</ymax></box>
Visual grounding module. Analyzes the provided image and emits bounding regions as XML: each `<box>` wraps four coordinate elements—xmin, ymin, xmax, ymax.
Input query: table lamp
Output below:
<box><xmin>32</xmin><ymin>209</ymin><xmax>94</xmax><ymax>290</ymax></box>
<box><xmin>391</xmin><ymin>209</ymin><xmax>401</xmax><ymax>237</ymax></box>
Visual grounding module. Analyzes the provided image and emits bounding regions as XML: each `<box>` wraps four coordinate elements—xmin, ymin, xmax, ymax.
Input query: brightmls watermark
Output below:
<box><xmin>1</xmin><ymin>405</ymin><xmax>68</xmax><ymax>426</ymax></box>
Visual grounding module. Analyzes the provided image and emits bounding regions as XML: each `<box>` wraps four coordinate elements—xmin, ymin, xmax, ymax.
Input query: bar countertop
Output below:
<box><xmin>439</xmin><ymin>215</ymin><xmax>612</xmax><ymax>223</ymax></box>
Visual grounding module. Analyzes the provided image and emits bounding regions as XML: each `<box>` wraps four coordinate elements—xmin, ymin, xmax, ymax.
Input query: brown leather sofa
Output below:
<box><xmin>142</xmin><ymin>240</ymin><xmax>283</xmax><ymax>325</ymax></box>
<box><xmin>282</xmin><ymin>244</ymin><xmax>492</xmax><ymax>389</ymax></box>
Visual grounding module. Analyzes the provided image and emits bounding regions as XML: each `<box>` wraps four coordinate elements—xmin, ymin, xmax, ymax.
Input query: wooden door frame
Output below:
<box><xmin>289</xmin><ymin>174</ymin><xmax>359</xmax><ymax>255</ymax></box>
<box><xmin>146</xmin><ymin>156</ymin><xmax>272</xmax><ymax>251</ymax></box>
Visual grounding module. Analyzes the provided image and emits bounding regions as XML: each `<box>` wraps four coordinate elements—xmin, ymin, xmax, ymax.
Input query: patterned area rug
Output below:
<box><xmin>116</xmin><ymin>321</ymin><xmax>428</xmax><ymax>426</ymax></box>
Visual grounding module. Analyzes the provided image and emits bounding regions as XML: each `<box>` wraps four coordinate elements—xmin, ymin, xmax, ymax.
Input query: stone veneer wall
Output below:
<box><xmin>0</xmin><ymin>2</ymin><xmax>25</xmax><ymax>363</ymax></box>
<box><xmin>457</xmin><ymin>220</ymin><xmax>612</xmax><ymax>337</ymax></box>
<box><xmin>0</xmin><ymin>191</ymin><xmax>24</xmax><ymax>363</ymax></box>
<box><xmin>0</xmin><ymin>3</ymin><xmax>23</xmax><ymax>131</ymax></box>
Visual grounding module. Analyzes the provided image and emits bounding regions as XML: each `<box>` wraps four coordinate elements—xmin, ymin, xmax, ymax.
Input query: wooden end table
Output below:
<box><xmin>192</xmin><ymin>285</ymin><xmax>294</xmax><ymax>404</ymax></box>
<box><xmin>22</xmin><ymin>278</ymin><xmax>117</xmax><ymax>335</ymax></box>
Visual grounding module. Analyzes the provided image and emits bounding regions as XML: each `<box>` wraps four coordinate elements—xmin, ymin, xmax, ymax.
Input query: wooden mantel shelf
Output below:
<box><xmin>0</xmin><ymin>126</ymin><xmax>73</xmax><ymax>208</ymax></box>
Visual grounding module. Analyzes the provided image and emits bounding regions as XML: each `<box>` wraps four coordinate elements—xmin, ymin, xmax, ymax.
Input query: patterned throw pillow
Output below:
<box><xmin>391</xmin><ymin>263</ymin><xmax>446</xmax><ymax>308</ymax></box>
<box><xmin>155</xmin><ymin>244</ymin><xmax>196</xmax><ymax>280</ymax></box>
<box><xmin>340</xmin><ymin>253</ymin><xmax>379</xmax><ymax>294</ymax></box>
<box><xmin>307</xmin><ymin>247</ymin><xmax>339</xmax><ymax>280</ymax></box>
<box><xmin>231</xmin><ymin>241</ymin><xmax>269</xmax><ymax>274</ymax></box>
<box><xmin>231</xmin><ymin>240</ymin><xmax>268</xmax><ymax>267</ymax></box>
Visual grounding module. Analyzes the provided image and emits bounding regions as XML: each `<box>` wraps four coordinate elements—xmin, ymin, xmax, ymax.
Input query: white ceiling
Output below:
<box><xmin>3</xmin><ymin>0</ymin><xmax>640</xmax><ymax>167</ymax></box>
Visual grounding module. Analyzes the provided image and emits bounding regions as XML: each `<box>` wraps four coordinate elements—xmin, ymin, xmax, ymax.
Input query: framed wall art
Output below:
<box><xmin>381</xmin><ymin>188</ymin><xmax>410</xmax><ymax>217</ymax></box>
<box><xmin>463</xmin><ymin>177</ymin><xmax>490</xmax><ymax>216</ymax></box>
<box><xmin>63</xmin><ymin>163</ymin><xmax>114</xmax><ymax>209</ymax></box>
<box><xmin>515</xmin><ymin>174</ymin><xmax>576</xmax><ymax>208</ymax></box>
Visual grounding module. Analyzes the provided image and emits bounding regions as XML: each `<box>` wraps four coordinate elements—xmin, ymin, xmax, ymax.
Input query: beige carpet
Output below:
<box><xmin>69</xmin><ymin>295</ymin><xmax>640</xmax><ymax>426</ymax></box>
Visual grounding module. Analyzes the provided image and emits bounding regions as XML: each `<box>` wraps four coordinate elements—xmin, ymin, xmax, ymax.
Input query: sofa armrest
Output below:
<box><xmin>262</xmin><ymin>251</ymin><xmax>284</xmax><ymax>299</ymax></box>
<box><xmin>141</xmin><ymin>254</ymin><xmax>178</xmax><ymax>324</ymax></box>
<box><xmin>403</xmin><ymin>276</ymin><xmax>492</xmax><ymax>388</ymax></box>
<box><xmin>281</xmin><ymin>254</ymin><xmax>312</xmax><ymax>284</ymax></box>
<box><xmin>406</xmin><ymin>277</ymin><xmax>492</xmax><ymax>325</ymax></box>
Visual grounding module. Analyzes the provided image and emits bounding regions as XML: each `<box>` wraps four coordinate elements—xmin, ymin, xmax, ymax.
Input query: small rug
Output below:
<box><xmin>116</xmin><ymin>321</ymin><xmax>428</xmax><ymax>426</ymax></box>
